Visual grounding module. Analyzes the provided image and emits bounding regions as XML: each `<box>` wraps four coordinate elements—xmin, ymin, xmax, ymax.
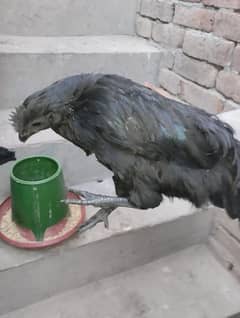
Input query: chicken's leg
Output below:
<box><xmin>63</xmin><ymin>188</ymin><xmax>133</xmax><ymax>208</ymax></box>
<box><xmin>63</xmin><ymin>188</ymin><xmax>134</xmax><ymax>233</ymax></box>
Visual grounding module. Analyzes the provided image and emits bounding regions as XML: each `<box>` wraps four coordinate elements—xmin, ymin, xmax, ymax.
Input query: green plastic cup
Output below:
<box><xmin>10</xmin><ymin>156</ymin><xmax>68</xmax><ymax>241</ymax></box>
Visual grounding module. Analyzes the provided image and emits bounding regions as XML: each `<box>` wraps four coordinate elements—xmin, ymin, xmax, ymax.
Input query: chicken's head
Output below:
<box><xmin>10</xmin><ymin>86</ymin><xmax>63</xmax><ymax>142</ymax></box>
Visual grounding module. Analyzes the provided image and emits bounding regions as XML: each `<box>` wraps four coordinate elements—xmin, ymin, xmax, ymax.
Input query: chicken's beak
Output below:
<box><xmin>19</xmin><ymin>133</ymin><xmax>28</xmax><ymax>142</ymax></box>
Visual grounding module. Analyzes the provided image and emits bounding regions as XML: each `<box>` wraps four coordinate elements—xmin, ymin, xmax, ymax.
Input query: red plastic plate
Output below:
<box><xmin>0</xmin><ymin>192</ymin><xmax>86</xmax><ymax>249</ymax></box>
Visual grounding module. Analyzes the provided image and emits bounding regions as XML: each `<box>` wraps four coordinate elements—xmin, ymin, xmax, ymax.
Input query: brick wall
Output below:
<box><xmin>136</xmin><ymin>0</ymin><xmax>240</xmax><ymax>114</ymax></box>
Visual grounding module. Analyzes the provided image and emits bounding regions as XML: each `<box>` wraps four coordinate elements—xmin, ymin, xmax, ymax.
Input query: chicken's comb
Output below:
<box><xmin>9</xmin><ymin>105</ymin><xmax>24</xmax><ymax>131</ymax></box>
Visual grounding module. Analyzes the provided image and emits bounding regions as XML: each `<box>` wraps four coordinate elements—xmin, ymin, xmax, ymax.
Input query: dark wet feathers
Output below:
<box><xmin>67</xmin><ymin>74</ymin><xmax>235</xmax><ymax>169</ymax></box>
<box><xmin>19</xmin><ymin>73</ymin><xmax>240</xmax><ymax>219</ymax></box>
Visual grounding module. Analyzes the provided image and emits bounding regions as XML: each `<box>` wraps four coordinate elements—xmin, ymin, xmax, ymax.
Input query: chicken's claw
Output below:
<box><xmin>77</xmin><ymin>207</ymin><xmax>115</xmax><ymax>233</ymax></box>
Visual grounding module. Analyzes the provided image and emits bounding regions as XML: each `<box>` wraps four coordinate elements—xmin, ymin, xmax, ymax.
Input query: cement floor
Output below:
<box><xmin>2</xmin><ymin>244</ymin><xmax>240</xmax><ymax>318</ymax></box>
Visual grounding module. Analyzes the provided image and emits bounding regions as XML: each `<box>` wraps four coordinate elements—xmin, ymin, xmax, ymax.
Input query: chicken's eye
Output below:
<box><xmin>32</xmin><ymin>122</ymin><xmax>42</xmax><ymax>127</ymax></box>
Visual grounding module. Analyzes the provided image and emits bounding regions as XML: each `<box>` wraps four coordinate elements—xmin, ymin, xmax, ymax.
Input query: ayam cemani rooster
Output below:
<box><xmin>10</xmin><ymin>73</ymin><xmax>240</xmax><ymax>232</ymax></box>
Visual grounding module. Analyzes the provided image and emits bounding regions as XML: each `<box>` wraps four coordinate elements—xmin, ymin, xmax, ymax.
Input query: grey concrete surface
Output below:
<box><xmin>0</xmin><ymin>35</ymin><xmax>160</xmax><ymax>110</ymax></box>
<box><xmin>2</xmin><ymin>245</ymin><xmax>240</xmax><ymax>318</ymax></box>
<box><xmin>0</xmin><ymin>0</ymin><xmax>139</xmax><ymax>36</ymax></box>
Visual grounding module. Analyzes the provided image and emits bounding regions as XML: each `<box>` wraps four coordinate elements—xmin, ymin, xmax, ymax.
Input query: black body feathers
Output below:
<box><xmin>22</xmin><ymin>74</ymin><xmax>240</xmax><ymax>220</ymax></box>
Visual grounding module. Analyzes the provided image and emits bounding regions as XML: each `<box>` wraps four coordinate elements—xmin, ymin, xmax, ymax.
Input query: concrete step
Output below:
<box><xmin>0</xmin><ymin>0</ymin><xmax>139</xmax><ymax>36</ymax></box>
<box><xmin>2</xmin><ymin>244</ymin><xmax>240</xmax><ymax>318</ymax></box>
<box><xmin>0</xmin><ymin>195</ymin><xmax>213</xmax><ymax>315</ymax></box>
<box><xmin>0</xmin><ymin>35</ymin><xmax>160</xmax><ymax>110</ymax></box>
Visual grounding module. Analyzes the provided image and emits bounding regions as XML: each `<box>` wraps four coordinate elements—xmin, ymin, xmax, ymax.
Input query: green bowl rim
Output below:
<box><xmin>11</xmin><ymin>155</ymin><xmax>62</xmax><ymax>185</ymax></box>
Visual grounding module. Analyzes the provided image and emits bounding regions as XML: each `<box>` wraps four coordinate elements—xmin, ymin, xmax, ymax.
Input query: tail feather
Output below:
<box><xmin>224</xmin><ymin>190</ymin><xmax>240</xmax><ymax>220</ymax></box>
<box><xmin>224</xmin><ymin>140</ymin><xmax>240</xmax><ymax>220</ymax></box>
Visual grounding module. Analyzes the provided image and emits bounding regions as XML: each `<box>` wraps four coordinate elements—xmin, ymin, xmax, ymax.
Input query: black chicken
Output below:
<box><xmin>10</xmin><ymin>74</ymin><xmax>240</xmax><ymax>232</ymax></box>
<box><xmin>0</xmin><ymin>147</ymin><xmax>15</xmax><ymax>165</ymax></box>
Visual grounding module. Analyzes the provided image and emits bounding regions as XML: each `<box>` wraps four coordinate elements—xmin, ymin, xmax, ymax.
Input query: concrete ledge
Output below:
<box><xmin>0</xmin><ymin>35</ymin><xmax>159</xmax><ymax>54</ymax></box>
<box><xmin>209</xmin><ymin>209</ymin><xmax>240</xmax><ymax>281</ymax></box>
<box><xmin>0</xmin><ymin>35</ymin><xmax>160</xmax><ymax>110</ymax></box>
<box><xmin>0</xmin><ymin>0</ymin><xmax>138</xmax><ymax>36</ymax></box>
<box><xmin>3</xmin><ymin>245</ymin><xmax>240</xmax><ymax>318</ymax></box>
<box><xmin>0</xmin><ymin>207</ymin><xmax>213</xmax><ymax>314</ymax></box>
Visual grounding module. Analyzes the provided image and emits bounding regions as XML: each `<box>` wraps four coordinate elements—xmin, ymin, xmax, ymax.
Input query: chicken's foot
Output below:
<box><xmin>78</xmin><ymin>207</ymin><xmax>116</xmax><ymax>233</ymax></box>
<box><xmin>63</xmin><ymin>188</ymin><xmax>133</xmax><ymax>233</ymax></box>
<box><xmin>63</xmin><ymin>188</ymin><xmax>133</xmax><ymax>208</ymax></box>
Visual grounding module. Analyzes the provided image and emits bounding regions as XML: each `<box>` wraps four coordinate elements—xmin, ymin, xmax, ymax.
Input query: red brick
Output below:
<box><xmin>136</xmin><ymin>0</ymin><xmax>141</xmax><ymax>13</ymax></box>
<box><xmin>203</xmin><ymin>0</ymin><xmax>240</xmax><ymax>9</ymax></box>
<box><xmin>232</xmin><ymin>46</ymin><xmax>240</xmax><ymax>73</ymax></box>
<box><xmin>181</xmin><ymin>81</ymin><xmax>225</xmax><ymax>113</ymax></box>
<box><xmin>159</xmin><ymin>49</ymin><xmax>175</xmax><ymax>69</ymax></box>
<box><xmin>152</xmin><ymin>22</ymin><xmax>185</xmax><ymax>48</ymax></box>
<box><xmin>174</xmin><ymin>4</ymin><xmax>215</xmax><ymax>32</ymax></box>
<box><xmin>136</xmin><ymin>15</ymin><xmax>152</xmax><ymax>38</ymax></box>
<box><xmin>174</xmin><ymin>52</ymin><xmax>218</xmax><ymax>88</ymax></box>
<box><xmin>159</xmin><ymin>68</ymin><xmax>182</xmax><ymax>95</ymax></box>
<box><xmin>214</xmin><ymin>10</ymin><xmax>240</xmax><ymax>42</ymax></box>
<box><xmin>156</xmin><ymin>1</ymin><xmax>174</xmax><ymax>22</ymax></box>
<box><xmin>183</xmin><ymin>30</ymin><xmax>234</xmax><ymax>67</ymax></box>
<box><xmin>216</xmin><ymin>71</ymin><xmax>240</xmax><ymax>104</ymax></box>
<box><xmin>140</xmin><ymin>0</ymin><xmax>157</xmax><ymax>19</ymax></box>
<box><xmin>158</xmin><ymin>69</ymin><xmax>224</xmax><ymax>113</ymax></box>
